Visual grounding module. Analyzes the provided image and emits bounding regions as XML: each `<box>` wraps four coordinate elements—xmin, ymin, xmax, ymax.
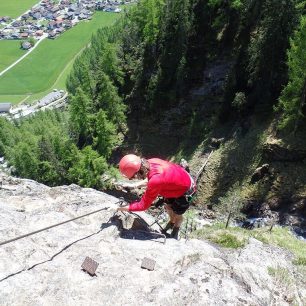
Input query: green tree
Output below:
<box><xmin>296</xmin><ymin>0</ymin><xmax>306</xmax><ymax>15</ymax></box>
<box><xmin>69</xmin><ymin>87</ymin><xmax>94</xmax><ymax>146</ymax></box>
<box><xmin>232</xmin><ymin>91</ymin><xmax>247</xmax><ymax>120</ymax></box>
<box><xmin>66</xmin><ymin>55</ymin><xmax>92</xmax><ymax>96</ymax></box>
<box><xmin>67</xmin><ymin>25</ymin><xmax>126</xmax><ymax>155</ymax></box>
<box><xmin>221</xmin><ymin>0</ymin><xmax>297</xmax><ymax>118</ymax></box>
<box><xmin>142</xmin><ymin>0</ymin><xmax>164</xmax><ymax>44</ymax></box>
<box><xmin>152</xmin><ymin>0</ymin><xmax>192</xmax><ymax>107</ymax></box>
<box><xmin>0</xmin><ymin>118</ymin><xmax>16</xmax><ymax>155</ymax></box>
<box><xmin>37</xmin><ymin>161</ymin><xmax>59</xmax><ymax>186</ymax></box>
<box><xmin>93</xmin><ymin>110</ymin><xmax>118</xmax><ymax>158</ymax></box>
<box><xmin>28</xmin><ymin>37</ymin><xmax>36</xmax><ymax>46</ymax></box>
<box><xmin>246</xmin><ymin>0</ymin><xmax>297</xmax><ymax>106</ymax></box>
<box><xmin>10</xmin><ymin>142</ymin><xmax>39</xmax><ymax>179</ymax></box>
<box><xmin>68</xmin><ymin>146</ymin><xmax>108</xmax><ymax>188</ymax></box>
<box><xmin>277</xmin><ymin>16</ymin><xmax>306</xmax><ymax>132</ymax></box>
<box><xmin>94</xmin><ymin>71</ymin><xmax>126</xmax><ymax>128</ymax></box>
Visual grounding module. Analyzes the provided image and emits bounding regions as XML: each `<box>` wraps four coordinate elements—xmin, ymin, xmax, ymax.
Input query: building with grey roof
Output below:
<box><xmin>0</xmin><ymin>103</ymin><xmax>12</xmax><ymax>113</ymax></box>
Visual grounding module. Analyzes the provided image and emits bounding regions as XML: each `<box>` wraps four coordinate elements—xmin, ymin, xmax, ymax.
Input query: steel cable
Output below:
<box><xmin>0</xmin><ymin>200</ymin><xmax>122</xmax><ymax>247</ymax></box>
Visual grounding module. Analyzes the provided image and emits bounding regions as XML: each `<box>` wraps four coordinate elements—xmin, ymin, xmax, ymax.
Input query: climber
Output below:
<box><xmin>117</xmin><ymin>154</ymin><xmax>196</xmax><ymax>239</ymax></box>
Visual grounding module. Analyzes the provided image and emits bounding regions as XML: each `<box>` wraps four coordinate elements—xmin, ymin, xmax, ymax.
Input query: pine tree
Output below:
<box><xmin>246</xmin><ymin>0</ymin><xmax>297</xmax><ymax>106</ymax></box>
<box><xmin>93</xmin><ymin>110</ymin><xmax>118</xmax><ymax>158</ymax></box>
<box><xmin>69</xmin><ymin>87</ymin><xmax>94</xmax><ymax>146</ymax></box>
<box><xmin>151</xmin><ymin>0</ymin><xmax>192</xmax><ymax>107</ymax></box>
<box><xmin>94</xmin><ymin>71</ymin><xmax>126</xmax><ymax>128</ymax></box>
<box><xmin>10</xmin><ymin>142</ymin><xmax>39</xmax><ymax>179</ymax></box>
<box><xmin>68</xmin><ymin>146</ymin><xmax>108</xmax><ymax>188</ymax></box>
<box><xmin>66</xmin><ymin>55</ymin><xmax>92</xmax><ymax>96</ymax></box>
<box><xmin>277</xmin><ymin>16</ymin><xmax>306</xmax><ymax>132</ymax></box>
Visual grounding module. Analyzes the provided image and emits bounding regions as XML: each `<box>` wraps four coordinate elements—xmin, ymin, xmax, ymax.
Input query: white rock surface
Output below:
<box><xmin>0</xmin><ymin>173</ymin><xmax>305</xmax><ymax>305</ymax></box>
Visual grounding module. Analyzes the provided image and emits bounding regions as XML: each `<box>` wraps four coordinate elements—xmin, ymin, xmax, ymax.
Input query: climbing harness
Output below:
<box><xmin>185</xmin><ymin>174</ymin><xmax>197</xmax><ymax>203</ymax></box>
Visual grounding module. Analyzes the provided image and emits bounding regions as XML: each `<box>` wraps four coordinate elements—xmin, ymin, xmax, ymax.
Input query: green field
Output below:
<box><xmin>0</xmin><ymin>12</ymin><xmax>121</xmax><ymax>103</ymax></box>
<box><xmin>5</xmin><ymin>48</ymin><xmax>82</xmax><ymax>105</ymax></box>
<box><xmin>0</xmin><ymin>41</ymin><xmax>26</xmax><ymax>71</ymax></box>
<box><xmin>0</xmin><ymin>0</ymin><xmax>39</xmax><ymax>18</ymax></box>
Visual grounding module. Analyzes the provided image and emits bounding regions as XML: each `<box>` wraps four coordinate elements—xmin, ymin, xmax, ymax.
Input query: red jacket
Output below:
<box><xmin>128</xmin><ymin>158</ymin><xmax>192</xmax><ymax>212</ymax></box>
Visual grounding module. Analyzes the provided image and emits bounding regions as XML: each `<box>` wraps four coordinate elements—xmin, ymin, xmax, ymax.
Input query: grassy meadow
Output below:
<box><xmin>0</xmin><ymin>12</ymin><xmax>121</xmax><ymax>104</ymax></box>
<box><xmin>0</xmin><ymin>0</ymin><xmax>39</xmax><ymax>18</ymax></box>
<box><xmin>0</xmin><ymin>41</ymin><xmax>26</xmax><ymax>71</ymax></box>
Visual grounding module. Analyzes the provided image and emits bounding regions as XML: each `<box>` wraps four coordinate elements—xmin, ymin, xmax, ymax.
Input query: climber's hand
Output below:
<box><xmin>117</xmin><ymin>206</ymin><xmax>129</xmax><ymax>212</ymax></box>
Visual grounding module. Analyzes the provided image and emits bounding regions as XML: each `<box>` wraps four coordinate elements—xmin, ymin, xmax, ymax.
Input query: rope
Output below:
<box><xmin>195</xmin><ymin>150</ymin><xmax>214</xmax><ymax>181</ymax></box>
<box><xmin>0</xmin><ymin>201</ymin><xmax>122</xmax><ymax>247</ymax></box>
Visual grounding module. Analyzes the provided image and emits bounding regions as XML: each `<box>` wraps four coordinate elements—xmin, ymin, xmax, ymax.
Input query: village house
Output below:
<box><xmin>96</xmin><ymin>2</ymin><xmax>105</xmax><ymax>10</ymax></box>
<box><xmin>12</xmin><ymin>21</ymin><xmax>22</xmax><ymax>27</ymax></box>
<box><xmin>56</xmin><ymin>16</ymin><xmax>64</xmax><ymax>22</ymax></box>
<box><xmin>0</xmin><ymin>16</ymin><xmax>11</xmax><ymax>23</ymax></box>
<box><xmin>61</xmin><ymin>0</ymin><xmax>71</xmax><ymax>5</ymax></box>
<box><xmin>51</xmin><ymin>6</ymin><xmax>60</xmax><ymax>13</ymax></box>
<box><xmin>25</xmin><ymin>21</ymin><xmax>34</xmax><ymax>27</ymax></box>
<box><xmin>21</xmin><ymin>41</ymin><xmax>32</xmax><ymax>50</ymax></box>
<box><xmin>0</xmin><ymin>103</ymin><xmax>12</xmax><ymax>113</ymax></box>
<box><xmin>33</xmin><ymin>24</ymin><xmax>43</xmax><ymax>30</ymax></box>
<box><xmin>56</xmin><ymin>20</ymin><xmax>63</xmax><ymax>28</ymax></box>
<box><xmin>48</xmin><ymin>31</ymin><xmax>57</xmax><ymax>39</ymax></box>
<box><xmin>86</xmin><ymin>3</ymin><xmax>95</xmax><ymax>10</ymax></box>
<box><xmin>46</xmin><ymin>13</ymin><xmax>54</xmax><ymax>20</ymax></box>
<box><xmin>33</xmin><ymin>12</ymin><xmax>42</xmax><ymax>20</ymax></box>
<box><xmin>35</xmin><ymin>30</ymin><xmax>44</xmax><ymax>36</ymax></box>
<box><xmin>56</xmin><ymin>27</ymin><xmax>65</xmax><ymax>34</ymax></box>
<box><xmin>36</xmin><ymin>90</ymin><xmax>64</xmax><ymax>108</ymax></box>
<box><xmin>79</xmin><ymin>13</ymin><xmax>87</xmax><ymax>19</ymax></box>
<box><xmin>63</xmin><ymin>20</ymin><xmax>72</xmax><ymax>28</ymax></box>
<box><xmin>68</xmin><ymin>4</ymin><xmax>78</xmax><ymax>12</ymax></box>
<box><xmin>52</xmin><ymin>12</ymin><xmax>61</xmax><ymax>19</ymax></box>
<box><xmin>48</xmin><ymin>21</ymin><xmax>56</xmax><ymax>30</ymax></box>
<box><xmin>20</xmin><ymin>32</ymin><xmax>29</xmax><ymax>39</ymax></box>
<box><xmin>11</xmin><ymin>32</ymin><xmax>20</xmax><ymax>39</ymax></box>
<box><xmin>1</xmin><ymin>0</ymin><xmax>131</xmax><ymax>42</ymax></box>
<box><xmin>113</xmin><ymin>6</ymin><xmax>121</xmax><ymax>13</ymax></box>
<box><xmin>66</xmin><ymin>11</ymin><xmax>74</xmax><ymax>19</ymax></box>
<box><xmin>81</xmin><ymin>8</ymin><xmax>90</xmax><ymax>15</ymax></box>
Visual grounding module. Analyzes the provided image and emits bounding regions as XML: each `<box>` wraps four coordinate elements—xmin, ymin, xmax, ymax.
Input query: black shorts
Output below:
<box><xmin>166</xmin><ymin>196</ymin><xmax>190</xmax><ymax>215</ymax></box>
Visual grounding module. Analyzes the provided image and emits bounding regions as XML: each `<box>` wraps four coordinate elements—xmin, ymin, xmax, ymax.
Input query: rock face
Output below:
<box><xmin>250</xmin><ymin>164</ymin><xmax>270</xmax><ymax>184</ymax></box>
<box><xmin>263</xmin><ymin>142</ymin><xmax>306</xmax><ymax>162</ymax></box>
<box><xmin>0</xmin><ymin>173</ymin><xmax>305</xmax><ymax>306</ymax></box>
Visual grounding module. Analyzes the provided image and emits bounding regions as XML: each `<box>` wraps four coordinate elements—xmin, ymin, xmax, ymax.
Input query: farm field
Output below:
<box><xmin>0</xmin><ymin>11</ymin><xmax>121</xmax><ymax>104</ymax></box>
<box><xmin>0</xmin><ymin>41</ymin><xmax>26</xmax><ymax>71</ymax></box>
<box><xmin>6</xmin><ymin>49</ymin><xmax>80</xmax><ymax>105</ymax></box>
<box><xmin>0</xmin><ymin>0</ymin><xmax>39</xmax><ymax>18</ymax></box>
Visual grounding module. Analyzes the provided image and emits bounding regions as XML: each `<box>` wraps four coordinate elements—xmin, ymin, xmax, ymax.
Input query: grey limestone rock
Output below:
<box><xmin>0</xmin><ymin>173</ymin><xmax>305</xmax><ymax>305</ymax></box>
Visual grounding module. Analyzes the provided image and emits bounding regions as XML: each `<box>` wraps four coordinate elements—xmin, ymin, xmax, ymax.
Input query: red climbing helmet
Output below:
<box><xmin>119</xmin><ymin>154</ymin><xmax>141</xmax><ymax>179</ymax></box>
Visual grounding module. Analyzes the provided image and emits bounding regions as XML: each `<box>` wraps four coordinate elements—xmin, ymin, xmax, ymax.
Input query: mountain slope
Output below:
<box><xmin>0</xmin><ymin>173</ymin><xmax>305</xmax><ymax>305</ymax></box>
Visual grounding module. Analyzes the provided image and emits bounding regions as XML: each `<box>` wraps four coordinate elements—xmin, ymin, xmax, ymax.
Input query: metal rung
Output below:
<box><xmin>141</xmin><ymin>257</ymin><xmax>156</xmax><ymax>271</ymax></box>
<box><xmin>81</xmin><ymin>256</ymin><xmax>99</xmax><ymax>276</ymax></box>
